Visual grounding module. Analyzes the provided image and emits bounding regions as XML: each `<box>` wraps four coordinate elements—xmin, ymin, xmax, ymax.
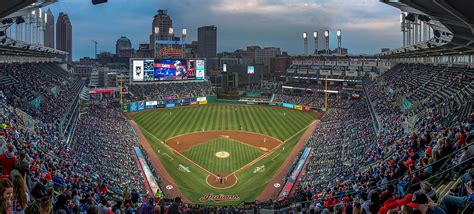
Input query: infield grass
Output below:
<box><xmin>182</xmin><ymin>137</ymin><xmax>263</xmax><ymax>173</ymax></box>
<box><xmin>130</xmin><ymin>104</ymin><xmax>318</xmax><ymax>204</ymax></box>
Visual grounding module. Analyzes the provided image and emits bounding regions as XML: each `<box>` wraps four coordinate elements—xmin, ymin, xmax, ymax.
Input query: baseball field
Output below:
<box><xmin>128</xmin><ymin>104</ymin><xmax>320</xmax><ymax>205</ymax></box>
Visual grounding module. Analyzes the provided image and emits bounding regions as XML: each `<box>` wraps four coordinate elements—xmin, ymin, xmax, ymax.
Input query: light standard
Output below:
<box><xmin>154</xmin><ymin>27</ymin><xmax>159</xmax><ymax>58</ymax></box>
<box><xmin>168</xmin><ymin>27</ymin><xmax>174</xmax><ymax>50</ymax></box>
<box><xmin>324</xmin><ymin>30</ymin><xmax>329</xmax><ymax>55</ymax></box>
<box><xmin>337</xmin><ymin>29</ymin><xmax>342</xmax><ymax>55</ymax></box>
<box><xmin>303</xmin><ymin>32</ymin><xmax>308</xmax><ymax>55</ymax></box>
<box><xmin>313</xmin><ymin>31</ymin><xmax>318</xmax><ymax>55</ymax></box>
<box><xmin>181</xmin><ymin>28</ymin><xmax>187</xmax><ymax>58</ymax></box>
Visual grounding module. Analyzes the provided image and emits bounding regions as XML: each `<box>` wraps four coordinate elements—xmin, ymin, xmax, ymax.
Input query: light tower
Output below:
<box><xmin>400</xmin><ymin>13</ymin><xmax>406</xmax><ymax>47</ymax></box>
<box><xmin>324</xmin><ymin>30</ymin><xmax>329</xmax><ymax>55</ymax></box>
<box><xmin>313</xmin><ymin>31</ymin><xmax>318</xmax><ymax>55</ymax></box>
<box><xmin>337</xmin><ymin>29</ymin><xmax>342</xmax><ymax>55</ymax></box>
<box><xmin>168</xmin><ymin>27</ymin><xmax>174</xmax><ymax>49</ymax></box>
<box><xmin>303</xmin><ymin>32</ymin><xmax>308</xmax><ymax>55</ymax></box>
<box><xmin>181</xmin><ymin>28</ymin><xmax>187</xmax><ymax>57</ymax></box>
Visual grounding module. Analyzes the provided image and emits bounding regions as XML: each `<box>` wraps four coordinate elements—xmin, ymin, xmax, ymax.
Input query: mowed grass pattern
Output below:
<box><xmin>131</xmin><ymin>104</ymin><xmax>316</xmax><ymax>141</ymax></box>
<box><xmin>130</xmin><ymin>104</ymin><xmax>319</xmax><ymax>204</ymax></box>
<box><xmin>182</xmin><ymin>137</ymin><xmax>262</xmax><ymax>173</ymax></box>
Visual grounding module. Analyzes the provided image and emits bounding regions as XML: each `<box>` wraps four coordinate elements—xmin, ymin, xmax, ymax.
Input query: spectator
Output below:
<box><xmin>11</xmin><ymin>174</ymin><xmax>28</xmax><ymax>214</ymax></box>
<box><xmin>0</xmin><ymin>179</ymin><xmax>14</xmax><ymax>214</ymax></box>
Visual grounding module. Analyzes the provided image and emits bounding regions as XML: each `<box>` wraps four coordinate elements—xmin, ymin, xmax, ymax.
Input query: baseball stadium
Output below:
<box><xmin>0</xmin><ymin>0</ymin><xmax>473</xmax><ymax>213</ymax></box>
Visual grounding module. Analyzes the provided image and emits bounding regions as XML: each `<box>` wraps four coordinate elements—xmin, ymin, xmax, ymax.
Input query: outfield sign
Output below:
<box><xmin>199</xmin><ymin>194</ymin><xmax>240</xmax><ymax>203</ymax></box>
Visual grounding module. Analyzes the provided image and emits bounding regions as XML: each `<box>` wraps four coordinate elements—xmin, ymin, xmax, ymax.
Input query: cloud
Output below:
<box><xmin>48</xmin><ymin>0</ymin><xmax>402</xmax><ymax>60</ymax></box>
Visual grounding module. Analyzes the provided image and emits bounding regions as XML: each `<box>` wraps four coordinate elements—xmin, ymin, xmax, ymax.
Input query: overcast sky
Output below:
<box><xmin>49</xmin><ymin>0</ymin><xmax>402</xmax><ymax>60</ymax></box>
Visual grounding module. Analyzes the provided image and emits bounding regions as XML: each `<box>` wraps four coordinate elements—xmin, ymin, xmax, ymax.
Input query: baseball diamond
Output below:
<box><xmin>128</xmin><ymin>104</ymin><xmax>321</xmax><ymax>204</ymax></box>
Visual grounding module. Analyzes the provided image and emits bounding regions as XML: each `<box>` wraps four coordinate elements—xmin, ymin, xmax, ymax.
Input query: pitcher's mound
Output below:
<box><xmin>215</xmin><ymin>151</ymin><xmax>230</xmax><ymax>158</ymax></box>
<box><xmin>206</xmin><ymin>173</ymin><xmax>238</xmax><ymax>189</ymax></box>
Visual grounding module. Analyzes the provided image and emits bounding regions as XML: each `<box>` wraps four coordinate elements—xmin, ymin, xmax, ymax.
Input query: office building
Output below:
<box><xmin>197</xmin><ymin>25</ymin><xmax>217</xmax><ymax>58</ymax></box>
<box><xmin>56</xmin><ymin>12</ymin><xmax>72</xmax><ymax>61</ymax></box>
<box><xmin>43</xmin><ymin>8</ymin><xmax>54</xmax><ymax>48</ymax></box>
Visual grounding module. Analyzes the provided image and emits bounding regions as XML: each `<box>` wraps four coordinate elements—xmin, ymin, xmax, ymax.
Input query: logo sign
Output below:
<box><xmin>199</xmin><ymin>194</ymin><xmax>240</xmax><ymax>203</ymax></box>
<box><xmin>274</xmin><ymin>183</ymin><xmax>281</xmax><ymax>188</ymax></box>
<box><xmin>166</xmin><ymin>185</ymin><xmax>173</xmax><ymax>190</ymax></box>
<box><xmin>159</xmin><ymin>48</ymin><xmax>183</xmax><ymax>57</ymax></box>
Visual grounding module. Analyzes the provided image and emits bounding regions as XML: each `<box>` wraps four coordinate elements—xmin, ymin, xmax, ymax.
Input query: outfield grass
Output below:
<box><xmin>130</xmin><ymin>104</ymin><xmax>317</xmax><ymax>204</ymax></box>
<box><xmin>182</xmin><ymin>137</ymin><xmax>263</xmax><ymax>173</ymax></box>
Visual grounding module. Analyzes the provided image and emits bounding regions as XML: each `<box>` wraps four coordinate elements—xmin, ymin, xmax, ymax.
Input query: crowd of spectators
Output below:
<box><xmin>283</xmin><ymin>64</ymin><xmax>473</xmax><ymax>213</ymax></box>
<box><xmin>272</xmin><ymin>93</ymin><xmax>354</xmax><ymax>109</ymax></box>
<box><xmin>299</xmin><ymin>99</ymin><xmax>376</xmax><ymax>188</ymax></box>
<box><xmin>0</xmin><ymin>61</ymin><xmax>472</xmax><ymax>213</ymax></box>
<box><xmin>0</xmin><ymin>63</ymin><xmax>82</xmax><ymax>136</ymax></box>
<box><xmin>0</xmin><ymin>88</ymin><xmax>165</xmax><ymax>213</ymax></box>
<box><xmin>128</xmin><ymin>82</ymin><xmax>213</xmax><ymax>101</ymax></box>
<box><xmin>73</xmin><ymin>98</ymin><xmax>148</xmax><ymax>194</ymax></box>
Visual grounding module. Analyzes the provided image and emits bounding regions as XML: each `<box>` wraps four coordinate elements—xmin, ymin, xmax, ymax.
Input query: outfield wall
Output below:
<box><xmin>122</xmin><ymin>95</ymin><xmax>316</xmax><ymax>113</ymax></box>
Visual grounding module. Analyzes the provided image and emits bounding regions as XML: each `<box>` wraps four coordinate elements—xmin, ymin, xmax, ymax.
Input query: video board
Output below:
<box><xmin>131</xmin><ymin>58</ymin><xmax>205</xmax><ymax>82</ymax></box>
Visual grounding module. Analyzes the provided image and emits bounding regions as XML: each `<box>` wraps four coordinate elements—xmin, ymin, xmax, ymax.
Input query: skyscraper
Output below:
<box><xmin>149</xmin><ymin>10</ymin><xmax>173</xmax><ymax>57</ymax></box>
<box><xmin>116</xmin><ymin>36</ymin><xmax>133</xmax><ymax>57</ymax></box>
<box><xmin>43</xmin><ymin>8</ymin><xmax>54</xmax><ymax>48</ymax></box>
<box><xmin>56</xmin><ymin>12</ymin><xmax>72</xmax><ymax>61</ymax></box>
<box><xmin>197</xmin><ymin>25</ymin><xmax>217</xmax><ymax>58</ymax></box>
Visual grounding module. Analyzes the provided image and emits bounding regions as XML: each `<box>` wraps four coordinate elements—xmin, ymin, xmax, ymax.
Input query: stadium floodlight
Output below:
<box><xmin>303</xmin><ymin>32</ymin><xmax>307</xmax><ymax>39</ymax></box>
<box><xmin>337</xmin><ymin>29</ymin><xmax>341</xmax><ymax>37</ymax></box>
<box><xmin>32</xmin><ymin>10</ymin><xmax>35</xmax><ymax>15</ymax></box>
<box><xmin>169</xmin><ymin>27</ymin><xmax>174</xmax><ymax>34</ymax></box>
<box><xmin>44</xmin><ymin>13</ymin><xmax>47</xmax><ymax>23</ymax></box>
<box><xmin>324</xmin><ymin>30</ymin><xmax>329</xmax><ymax>38</ymax></box>
<box><xmin>154</xmin><ymin>27</ymin><xmax>159</xmax><ymax>34</ymax></box>
<box><xmin>39</xmin><ymin>8</ymin><xmax>42</xmax><ymax>18</ymax></box>
<box><xmin>313</xmin><ymin>31</ymin><xmax>318</xmax><ymax>38</ymax></box>
<box><xmin>182</xmin><ymin>28</ymin><xmax>187</xmax><ymax>36</ymax></box>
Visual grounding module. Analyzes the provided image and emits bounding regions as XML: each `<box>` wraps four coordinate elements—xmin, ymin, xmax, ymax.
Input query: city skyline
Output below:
<box><xmin>49</xmin><ymin>0</ymin><xmax>401</xmax><ymax>60</ymax></box>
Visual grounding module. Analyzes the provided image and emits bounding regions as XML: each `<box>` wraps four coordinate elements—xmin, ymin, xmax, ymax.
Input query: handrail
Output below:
<box><xmin>362</xmin><ymin>81</ymin><xmax>381</xmax><ymax>133</ymax></box>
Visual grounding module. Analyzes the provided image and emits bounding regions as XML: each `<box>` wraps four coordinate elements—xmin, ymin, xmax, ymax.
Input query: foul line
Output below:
<box><xmin>228</xmin><ymin>120</ymin><xmax>318</xmax><ymax>177</ymax></box>
<box><xmin>136</xmin><ymin>123</ymin><xmax>219</xmax><ymax>178</ymax></box>
<box><xmin>135</xmin><ymin>119</ymin><xmax>318</xmax><ymax>184</ymax></box>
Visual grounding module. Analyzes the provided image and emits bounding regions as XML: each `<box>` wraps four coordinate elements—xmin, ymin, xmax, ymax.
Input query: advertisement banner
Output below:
<box><xmin>146</xmin><ymin>101</ymin><xmax>158</xmax><ymax>107</ymax></box>
<box><xmin>191</xmin><ymin>102</ymin><xmax>199</xmax><ymax>105</ymax></box>
<box><xmin>132</xmin><ymin>60</ymin><xmax>145</xmax><ymax>81</ymax></box>
<box><xmin>157</xmin><ymin>104</ymin><xmax>166</xmax><ymax>108</ymax></box>
<box><xmin>138</xmin><ymin>101</ymin><xmax>145</xmax><ymax>111</ymax></box>
<box><xmin>199</xmin><ymin>100</ymin><xmax>208</xmax><ymax>105</ymax></box>
<box><xmin>247</xmin><ymin>66</ymin><xmax>255</xmax><ymax>74</ymax></box>
<box><xmin>294</xmin><ymin>105</ymin><xmax>303</xmax><ymax>111</ymax></box>
<box><xmin>134</xmin><ymin>147</ymin><xmax>161</xmax><ymax>195</ymax></box>
<box><xmin>166</xmin><ymin>103</ymin><xmax>176</xmax><ymax>108</ymax></box>
<box><xmin>130</xmin><ymin>102</ymin><xmax>138</xmax><ymax>112</ymax></box>
<box><xmin>197</xmin><ymin>97</ymin><xmax>207</xmax><ymax>102</ymax></box>
<box><xmin>146</xmin><ymin>101</ymin><xmax>157</xmax><ymax>109</ymax></box>
<box><xmin>182</xmin><ymin>102</ymin><xmax>190</xmax><ymax>106</ymax></box>
<box><xmin>122</xmin><ymin>103</ymin><xmax>129</xmax><ymax>112</ymax></box>
<box><xmin>196</xmin><ymin>60</ymin><xmax>205</xmax><ymax>80</ymax></box>
<box><xmin>282</xmin><ymin>103</ymin><xmax>294</xmax><ymax>109</ymax></box>
<box><xmin>278</xmin><ymin>147</ymin><xmax>312</xmax><ymax>200</ymax></box>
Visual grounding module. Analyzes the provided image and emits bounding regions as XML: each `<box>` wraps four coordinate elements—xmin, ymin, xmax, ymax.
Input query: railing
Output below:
<box><xmin>362</xmin><ymin>82</ymin><xmax>381</xmax><ymax>133</ymax></box>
